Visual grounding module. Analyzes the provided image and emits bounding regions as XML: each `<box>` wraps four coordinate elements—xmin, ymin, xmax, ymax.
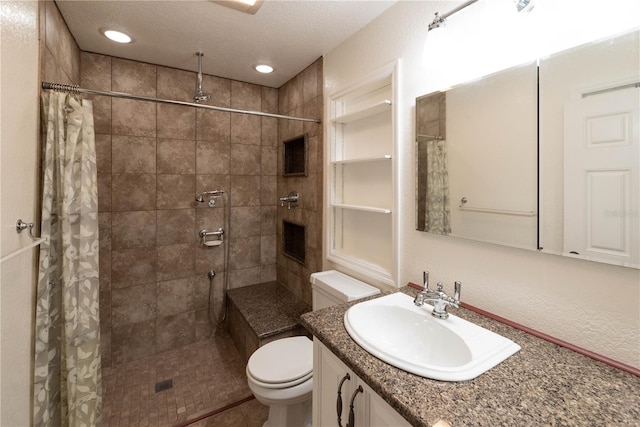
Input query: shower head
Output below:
<box><xmin>194</xmin><ymin>52</ymin><xmax>211</xmax><ymax>103</ymax></box>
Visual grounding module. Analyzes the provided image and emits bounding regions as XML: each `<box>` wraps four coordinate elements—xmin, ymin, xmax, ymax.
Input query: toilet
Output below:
<box><xmin>246</xmin><ymin>270</ymin><xmax>380</xmax><ymax>427</ymax></box>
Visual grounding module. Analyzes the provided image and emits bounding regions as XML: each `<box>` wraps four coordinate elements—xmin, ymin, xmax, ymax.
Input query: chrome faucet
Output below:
<box><xmin>414</xmin><ymin>271</ymin><xmax>462</xmax><ymax>319</ymax></box>
<box><xmin>279</xmin><ymin>191</ymin><xmax>299</xmax><ymax>209</ymax></box>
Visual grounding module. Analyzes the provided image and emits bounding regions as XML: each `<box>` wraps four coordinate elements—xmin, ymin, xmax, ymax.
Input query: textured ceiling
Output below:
<box><xmin>56</xmin><ymin>0</ymin><xmax>397</xmax><ymax>88</ymax></box>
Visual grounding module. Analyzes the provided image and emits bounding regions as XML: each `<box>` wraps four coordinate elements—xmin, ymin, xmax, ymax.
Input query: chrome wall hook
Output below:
<box><xmin>16</xmin><ymin>219</ymin><xmax>39</xmax><ymax>239</ymax></box>
<box><xmin>16</xmin><ymin>219</ymin><xmax>29</xmax><ymax>233</ymax></box>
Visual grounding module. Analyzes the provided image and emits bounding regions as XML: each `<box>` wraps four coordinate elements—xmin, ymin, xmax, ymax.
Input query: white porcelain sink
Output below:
<box><xmin>344</xmin><ymin>292</ymin><xmax>521</xmax><ymax>381</ymax></box>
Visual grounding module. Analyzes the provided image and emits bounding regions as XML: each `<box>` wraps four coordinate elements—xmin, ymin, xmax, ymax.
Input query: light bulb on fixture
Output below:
<box><xmin>514</xmin><ymin>0</ymin><xmax>535</xmax><ymax>13</ymax></box>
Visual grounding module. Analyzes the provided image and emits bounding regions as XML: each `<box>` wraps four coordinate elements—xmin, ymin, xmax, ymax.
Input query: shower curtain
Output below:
<box><xmin>425</xmin><ymin>139</ymin><xmax>451</xmax><ymax>235</ymax></box>
<box><xmin>34</xmin><ymin>92</ymin><xmax>102</xmax><ymax>426</ymax></box>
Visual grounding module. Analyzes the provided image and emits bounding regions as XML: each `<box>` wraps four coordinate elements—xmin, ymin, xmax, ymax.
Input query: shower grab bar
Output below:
<box><xmin>459</xmin><ymin>197</ymin><xmax>536</xmax><ymax>217</ymax></box>
<box><xmin>200</xmin><ymin>229</ymin><xmax>223</xmax><ymax>237</ymax></box>
<box><xmin>42</xmin><ymin>82</ymin><xmax>322</xmax><ymax>124</ymax></box>
<box><xmin>416</xmin><ymin>134</ymin><xmax>444</xmax><ymax>142</ymax></box>
<box><xmin>1</xmin><ymin>219</ymin><xmax>47</xmax><ymax>264</ymax></box>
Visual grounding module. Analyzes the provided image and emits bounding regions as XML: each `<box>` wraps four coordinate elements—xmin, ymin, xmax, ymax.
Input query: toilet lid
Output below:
<box><xmin>247</xmin><ymin>336</ymin><xmax>313</xmax><ymax>385</ymax></box>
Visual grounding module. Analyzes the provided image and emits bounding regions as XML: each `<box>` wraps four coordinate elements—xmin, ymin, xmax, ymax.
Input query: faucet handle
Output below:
<box><xmin>423</xmin><ymin>271</ymin><xmax>429</xmax><ymax>290</ymax></box>
<box><xmin>453</xmin><ymin>281</ymin><xmax>462</xmax><ymax>302</ymax></box>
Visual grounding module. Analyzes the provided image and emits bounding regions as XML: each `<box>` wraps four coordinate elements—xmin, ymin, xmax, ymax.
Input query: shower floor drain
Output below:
<box><xmin>155</xmin><ymin>379</ymin><xmax>173</xmax><ymax>393</ymax></box>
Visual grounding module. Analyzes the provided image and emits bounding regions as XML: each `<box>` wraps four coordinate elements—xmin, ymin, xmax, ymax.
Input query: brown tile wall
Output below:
<box><xmin>38</xmin><ymin>0</ymin><xmax>81</xmax><ymax>239</ymax></box>
<box><xmin>82</xmin><ymin>53</ymin><xmax>280</xmax><ymax>366</ymax></box>
<box><xmin>39</xmin><ymin>0</ymin><xmax>80</xmax><ymax>86</ymax></box>
<box><xmin>276</xmin><ymin>58</ymin><xmax>324</xmax><ymax>305</ymax></box>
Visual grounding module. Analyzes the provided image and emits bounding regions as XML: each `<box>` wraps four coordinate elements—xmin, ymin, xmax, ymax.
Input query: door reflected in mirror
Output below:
<box><xmin>540</xmin><ymin>29</ymin><xmax>639</xmax><ymax>268</ymax></box>
<box><xmin>416</xmin><ymin>61</ymin><xmax>538</xmax><ymax>250</ymax></box>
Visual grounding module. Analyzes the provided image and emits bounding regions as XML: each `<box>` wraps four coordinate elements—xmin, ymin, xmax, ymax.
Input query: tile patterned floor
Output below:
<box><xmin>102</xmin><ymin>332</ymin><xmax>267</xmax><ymax>426</ymax></box>
<box><xmin>188</xmin><ymin>398</ymin><xmax>268</xmax><ymax>427</ymax></box>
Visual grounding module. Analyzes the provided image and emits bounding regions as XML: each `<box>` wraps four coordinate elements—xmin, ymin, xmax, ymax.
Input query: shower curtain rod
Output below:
<box><xmin>41</xmin><ymin>82</ymin><xmax>322</xmax><ymax>124</ymax></box>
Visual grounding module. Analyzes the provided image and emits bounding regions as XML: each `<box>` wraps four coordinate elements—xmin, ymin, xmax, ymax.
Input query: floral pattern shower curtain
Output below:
<box><xmin>34</xmin><ymin>92</ymin><xmax>102</xmax><ymax>426</ymax></box>
<box><xmin>425</xmin><ymin>139</ymin><xmax>452</xmax><ymax>235</ymax></box>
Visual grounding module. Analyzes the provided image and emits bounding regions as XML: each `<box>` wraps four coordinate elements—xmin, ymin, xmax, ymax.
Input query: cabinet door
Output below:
<box><xmin>356</xmin><ymin>379</ymin><xmax>411</xmax><ymax>427</ymax></box>
<box><xmin>314</xmin><ymin>340</ymin><xmax>411</xmax><ymax>427</ymax></box>
<box><xmin>313</xmin><ymin>341</ymin><xmax>358</xmax><ymax>427</ymax></box>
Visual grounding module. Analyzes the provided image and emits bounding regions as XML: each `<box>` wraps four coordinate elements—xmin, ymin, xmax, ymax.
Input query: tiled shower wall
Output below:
<box><xmin>39</xmin><ymin>0</ymin><xmax>80</xmax><ymax>87</ymax></box>
<box><xmin>82</xmin><ymin>53</ymin><xmax>280</xmax><ymax>367</ymax></box>
<box><xmin>277</xmin><ymin>59</ymin><xmax>324</xmax><ymax>305</ymax></box>
<box><xmin>415</xmin><ymin>92</ymin><xmax>446</xmax><ymax>231</ymax></box>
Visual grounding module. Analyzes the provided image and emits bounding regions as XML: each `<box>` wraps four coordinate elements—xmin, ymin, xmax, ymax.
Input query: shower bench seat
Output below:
<box><xmin>226</xmin><ymin>281</ymin><xmax>311</xmax><ymax>363</ymax></box>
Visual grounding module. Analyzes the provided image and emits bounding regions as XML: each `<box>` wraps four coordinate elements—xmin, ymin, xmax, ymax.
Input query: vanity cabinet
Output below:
<box><xmin>327</xmin><ymin>62</ymin><xmax>399</xmax><ymax>287</ymax></box>
<box><xmin>313</xmin><ymin>339</ymin><xmax>411</xmax><ymax>427</ymax></box>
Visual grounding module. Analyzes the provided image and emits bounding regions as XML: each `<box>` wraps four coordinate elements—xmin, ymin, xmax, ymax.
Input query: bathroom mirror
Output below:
<box><xmin>539</xmin><ymin>29</ymin><xmax>639</xmax><ymax>268</ymax></box>
<box><xmin>415</xmin><ymin>61</ymin><xmax>539</xmax><ymax>250</ymax></box>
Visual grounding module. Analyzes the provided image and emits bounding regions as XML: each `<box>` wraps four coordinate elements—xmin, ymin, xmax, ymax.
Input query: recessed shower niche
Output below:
<box><xmin>282</xmin><ymin>134</ymin><xmax>308</xmax><ymax>176</ymax></box>
<box><xmin>283</xmin><ymin>220</ymin><xmax>306</xmax><ymax>265</ymax></box>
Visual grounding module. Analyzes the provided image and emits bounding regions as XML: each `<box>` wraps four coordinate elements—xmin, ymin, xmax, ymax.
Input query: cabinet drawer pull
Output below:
<box><xmin>337</xmin><ymin>373</ymin><xmax>351</xmax><ymax>427</ymax></box>
<box><xmin>348</xmin><ymin>385</ymin><xmax>364</xmax><ymax>427</ymax></box>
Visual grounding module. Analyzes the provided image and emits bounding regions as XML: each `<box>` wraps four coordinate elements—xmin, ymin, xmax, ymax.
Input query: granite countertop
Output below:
<box><xmin>227</xmin><ymin>281</ymin><xmax>311</xmax><ymax>339</ymax></box>
<box><xmin>300</xmin><ymin>287</ymin><xmax>640</xmax><ymax>426</ymax></box>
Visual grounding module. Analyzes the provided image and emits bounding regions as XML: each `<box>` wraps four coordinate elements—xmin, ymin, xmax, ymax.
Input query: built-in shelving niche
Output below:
<box><xmin>282</xmin><ymin>134</ymin><xmax>308</xmax><ymax>177</ymax></box>
<box><xmin>327</xmin><ymin>60</ymin><xmax>398</xmax><ymax>288</ymax></box>
<box><xmin>283</xmin><ymin>220</ymin><xmax>306</xmax><ymax>265</ymax></box>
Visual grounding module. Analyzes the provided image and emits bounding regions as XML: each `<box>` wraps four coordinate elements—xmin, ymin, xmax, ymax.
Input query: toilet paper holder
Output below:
<box><xmin>199</xmin><ymin>228</ymin><xmax>224</xmax><ymax>247</ymax></box>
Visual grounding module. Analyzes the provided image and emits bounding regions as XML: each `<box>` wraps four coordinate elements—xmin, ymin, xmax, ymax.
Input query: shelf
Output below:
<box><xmin>332</xmin><ymin>100</ymin><xmax>392</xmax><ymax>124</ymax></box>
<box><xmin>327</xmin><ymin>62</ymin><xmax>397</xmax><ymax>287</ymax></box>
<box><xmin>331</xmin><ymin>155</ymin><xmax>391</xmax><ymax>165</ymax></box>
<box><xmin>327</xmin><ymin>252</ymin><xmax>394</xmax><ymax>287</ymax></box>
<box><xmin>332</xmin><ymin>203</ymin><xmax>391</xmax><ymax>214</ymax></box>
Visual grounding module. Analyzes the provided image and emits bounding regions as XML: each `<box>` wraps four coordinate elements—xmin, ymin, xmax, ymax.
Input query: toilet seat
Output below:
<box><xmin>247</xmin><ymin>336</ymin><xmax>313</xmax><ymax>389</ymax></box>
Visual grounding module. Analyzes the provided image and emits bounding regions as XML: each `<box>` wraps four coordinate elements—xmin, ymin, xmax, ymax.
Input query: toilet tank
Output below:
<box><xmin>310</xmin><ymin>270</ymin><xmax>380</xmax><ymax>310</ymax></box>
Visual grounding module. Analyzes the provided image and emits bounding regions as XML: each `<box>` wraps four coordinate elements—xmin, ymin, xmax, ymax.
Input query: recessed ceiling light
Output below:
<box><xmin>254</xmin><ymin>64</ymin><xmax>274</xmax><ymax>74</ymax></box>
<box><xmin>100</xmin><ymin>29</ymin><xmax>133</xmax><ymax>44</ymax></box>
<box><xmin>210</xmin><ymin>0</ymin><xmax>264</xmax><ymax>15</ymax></box>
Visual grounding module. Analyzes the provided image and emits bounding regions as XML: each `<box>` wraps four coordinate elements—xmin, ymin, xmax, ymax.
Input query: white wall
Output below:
<box><xmin>0</xmin><ymin>1</ymin><xmax>41</xmax><ymax>425</ymax></box>
<box><xmin>324</xmin><ymin>0</ymin><xmax>640</xmax><ymax>368</ymax></box>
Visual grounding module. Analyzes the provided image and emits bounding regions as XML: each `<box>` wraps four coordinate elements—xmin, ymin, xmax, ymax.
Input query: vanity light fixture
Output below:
<box><xmin>423</xmin><ymin>0</ymin><xmax>537</xmax><ymax>75</ymax></box>
<box><xmin>423</xmin><ymin>0</ymin><xmax>478</xmax><ymax>65</ymax></box>
<box><xmin>427</xmin><ymin>0</ymin><xmax>534</xmax><ymax>32</ymax></box>
<box><xmin>254</xmin><ymin>64</ymin><xmax>274</xmax><ymax>74</ymax></box>
<box><xmin>100</xmin><ymin>29</ymin><xmax>133</xmax><ymax>44</ymax></box>
<box><xmin>514</xmin><ymin>0</ymin><xmax>535</xmax><ymax>13</ymax></box>
<box><xmin>427</xmin><ymin>0</ymin><xmax>479</xmax><ymax>32</ymax></box>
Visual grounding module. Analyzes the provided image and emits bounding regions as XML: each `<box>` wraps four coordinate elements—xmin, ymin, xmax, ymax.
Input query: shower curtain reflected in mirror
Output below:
<box><xmin>425</xmin><ymin>139</ymin><xmax>451</xmax><ymax>235</ymax></box>
<box><xmin>34</xmin><ymin>92</ymin><xmax>102</xmax><ymax>426</ymax></box>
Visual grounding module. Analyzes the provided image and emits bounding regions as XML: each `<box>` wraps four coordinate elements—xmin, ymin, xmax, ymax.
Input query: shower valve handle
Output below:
<box><xmin>279</xmin><ymin>192</ymin><xmax>299</xmax><ymax>209</ymax></box>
